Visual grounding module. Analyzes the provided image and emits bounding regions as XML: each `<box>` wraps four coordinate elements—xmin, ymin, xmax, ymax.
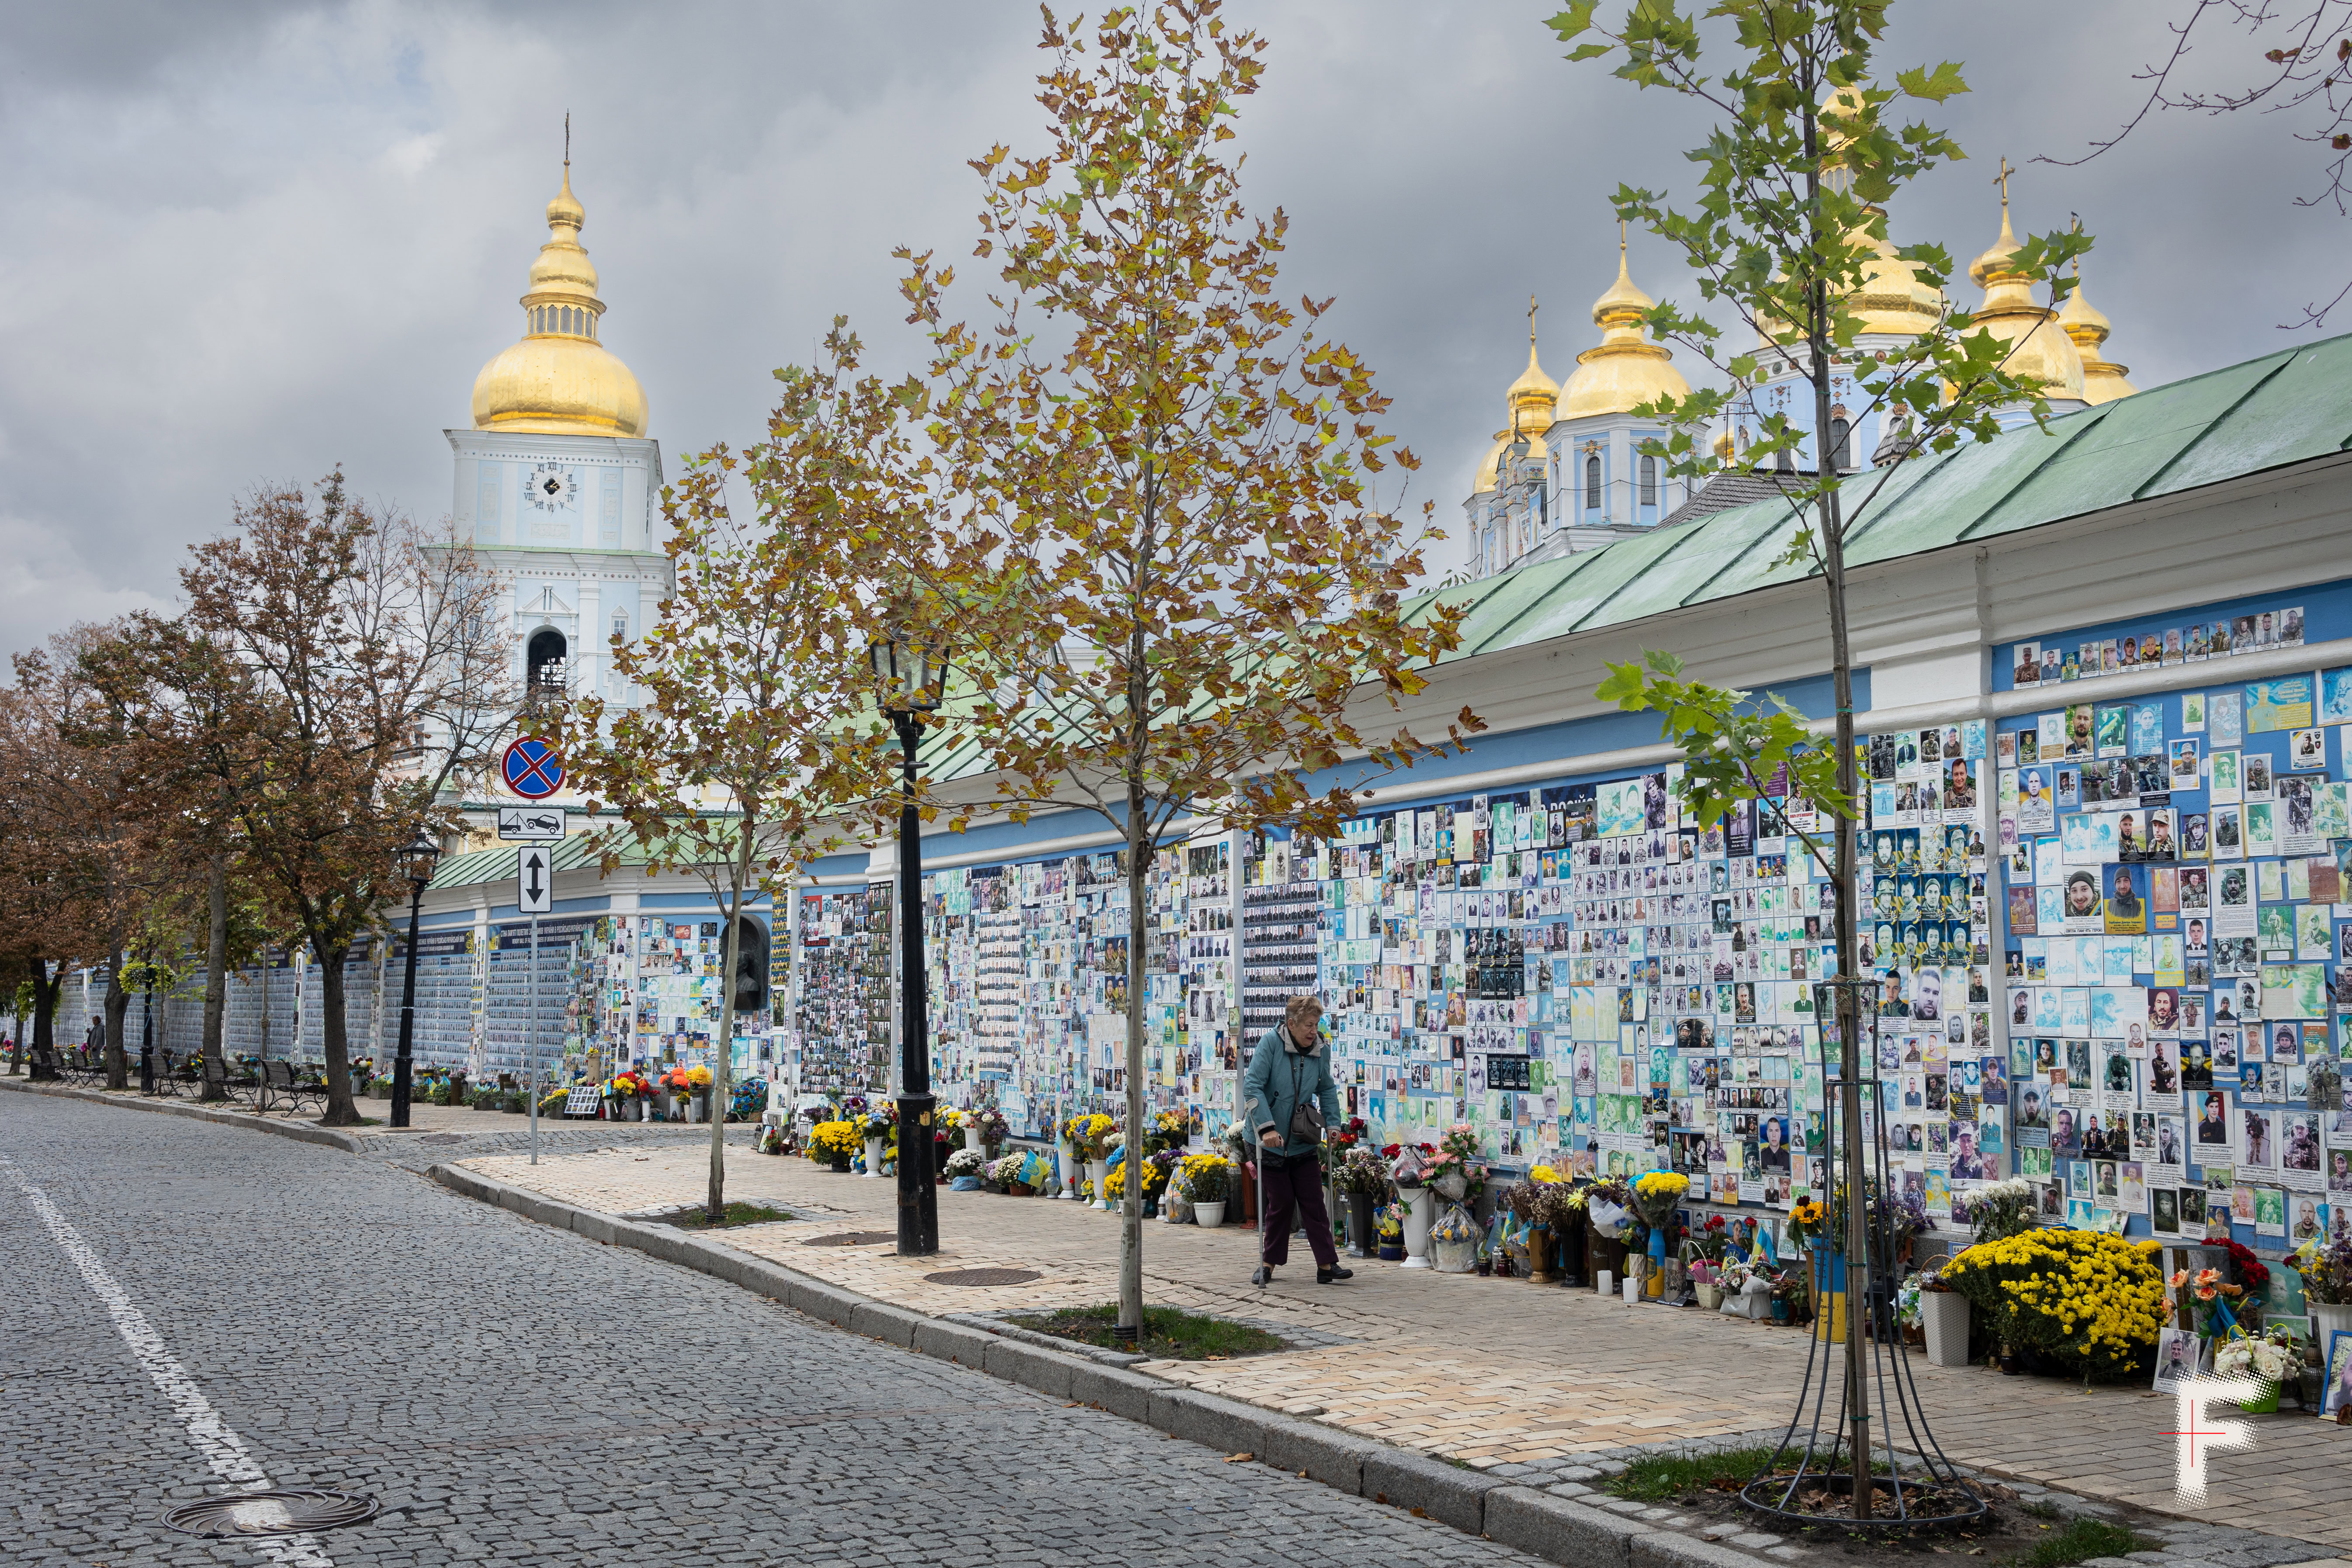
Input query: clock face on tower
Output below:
<box><xmin>526</xmin><ymin>461</ymin><xmax>576</xmax><ymax>512</ymax></box>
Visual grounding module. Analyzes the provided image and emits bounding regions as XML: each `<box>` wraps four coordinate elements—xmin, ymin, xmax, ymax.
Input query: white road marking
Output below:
<box><xmin>3</xmin><ymin>1154</ymin><xmax>338</xmax><ymax>1567</ymax></box>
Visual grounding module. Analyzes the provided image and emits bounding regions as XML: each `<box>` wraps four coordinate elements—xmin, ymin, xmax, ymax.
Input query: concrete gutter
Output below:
<box><xmin>425</xmin><ymin>1159</ymin><xmax>1777</xmax><ymax>1568</ymax></box>
<box><xmin>0</xmin><ymin>1076</ymin><xmax>368</xmax><ymax>1154</ymax></box>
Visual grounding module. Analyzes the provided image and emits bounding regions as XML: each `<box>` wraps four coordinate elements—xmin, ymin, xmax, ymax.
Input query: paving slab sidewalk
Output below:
<box><xmin>460</xmin><ymin>1143</ymin><xmax>2352</xmax><ymax>1554</ymax></box>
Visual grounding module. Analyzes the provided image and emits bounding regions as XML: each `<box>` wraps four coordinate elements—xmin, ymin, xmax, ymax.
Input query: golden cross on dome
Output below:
<box><xmin>1527</xmin><ymin>294</ymin><xmax>1539</xmax><ymax>345</ymax></box>
<box><xmin>1994</xmin><ymin>156</ymin><xmax>2013</xmax><ymax>210</ymax></box>
<box><xmin>564</xmin><ymin>111</ymin><xmax>571</xmax><ymax>175</ymax></box>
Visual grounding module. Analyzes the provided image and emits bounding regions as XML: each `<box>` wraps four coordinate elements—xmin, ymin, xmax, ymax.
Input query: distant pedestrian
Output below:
<box><xmin>1243</xmin><ymin>995</ymin><xmax>1347</xmax><ymax>1287</ymax></box>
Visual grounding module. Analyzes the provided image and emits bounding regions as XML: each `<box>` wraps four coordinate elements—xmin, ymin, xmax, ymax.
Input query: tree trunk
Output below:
<box><xmin>102</xmin><ymin>951</ymin><xmax>131</xmax><ymax>1091</ymax></box>
<box><xmin>1120</xmin><ymin>786</ymin><xmax>1148</xmax><ymax>1337</ymax></box>
<box><xmin>1801</xmin><ymin>60</ymin><xmax>1872</xmax><ymax>1520</ymax></box>
<box><xmin>315</xmin><ymin>936</ymin><xmax>361</xmax><ymax>1125</ymax></box>
<box><xmin>711</xmin><ymin>863</ymin><xmax>745</xmax><ymax>1222</ymax></box>
<box><xmin>30</xmin><ymin>959</ymin><xmax>61</xmax><ymax>1077</ymax></box>
<box><xmin>200</xmin><ymin>854</ymin><xmax>229</xmax><ymax>1101</ymax></box>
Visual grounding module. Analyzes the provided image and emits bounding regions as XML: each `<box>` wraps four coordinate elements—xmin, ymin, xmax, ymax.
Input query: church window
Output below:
<box><xmin>562</xmin><ymin>305</ymin><xmax>575</xmax><ymax>334</ymax></box>
<box><xmin>1639</xmin><ymin>456</ymin><xmax>1657</xmax><ymax>507</ymax></box>
<box><xmin>1830</xmin><ymin>414</ymin><xmax>1853</xmax><ymax>471</ymax></box>
<box><xmin>1584</xmin><ymin>454</ymin><xmax>1601</xmax><ymax>511</ymax></box>
<box><xmin>612</xmin><ymin>609</ymin><xmax>628</xmax><ymax>644</ymax></box>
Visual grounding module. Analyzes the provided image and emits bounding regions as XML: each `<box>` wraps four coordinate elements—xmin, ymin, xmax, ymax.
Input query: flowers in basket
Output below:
<box><xmin>2213</xmin><ymin>1328</ymin><xmax>2296</xmax><ymax>1386</ymax></box>
<box><xmin>988</xmin><ymin>1152</ymin><xmax>1029</xmax><ymax>1189</ymax></box>
<box><xmin>972</xmin><ymin>1108</ymin><xmax>1010</xmax><ymax>1147</ymax></box>
<box><xmin>942</xmin><ymin>1148</ymin><xmax>987</xmax><ymax>1180</ymax></box>
<box><xmin>807</xmin><ymin>1120</ymin><xmax>863</xmax><ymax>1163</ymax></box>
<box><xmin>1175</xmin><ymin>1151</ymin><xmax>1231</xmax><ymax>1204</ymax></box>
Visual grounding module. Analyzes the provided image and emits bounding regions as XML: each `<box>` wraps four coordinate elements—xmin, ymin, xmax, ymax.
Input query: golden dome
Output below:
<box><xmin>1847</xmin><ymin>213</ymin><xmax>1945</xmax><ymax>336</ymax></box>
<box><xmin>1558</xmin><ymin>235</ymin><xmax>1690</xmax><ymax>421</ymax></box>
<box><xmin>1472</xmin><ymin>304</ymin><xmax>1559</xmax><ymax>494</ymax></box>
<box><xmin>2058</xmin><ymin>265</ymin><xmax>2137</xmax><ymax>405</ymax></box>
<box><xmin>471</xmin><ymin>162</ymin><xmax>648</xmax><ymax>437</ymax></box>
<box><xmin>1962</xmin><ymin>180</ymin><xmax>2085</xmax><ymax>402</ymax></box>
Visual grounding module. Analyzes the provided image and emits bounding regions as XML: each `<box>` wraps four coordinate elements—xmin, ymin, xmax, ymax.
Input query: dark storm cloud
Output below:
<box><xmin>0</xmin><ymin>2</ymin><xmax>2324</xmax><ymax>644</ymax></box>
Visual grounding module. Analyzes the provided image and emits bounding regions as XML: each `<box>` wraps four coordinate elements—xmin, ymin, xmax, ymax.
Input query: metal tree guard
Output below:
<box><xmin>1740</xmin><ymin>976</ymin><xmax>1985</xmax><ymax>1531</ymax></box>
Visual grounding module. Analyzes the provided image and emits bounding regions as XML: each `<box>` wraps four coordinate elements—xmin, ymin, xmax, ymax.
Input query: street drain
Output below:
<box><xmin>418</xmin><ymin>1134</ymin><xmax>464</xmax><ymax>1145</ymax></box>
<box><xmin>801</xmin><ymin>1231</ymin><xmax>897</xmax><ymax>1246</ymax></box>
<box><xmin>163</xmin><ymin>1489</ymin><xmax>380</xmax><ymax>1539</ymax></box>
<box><xmin>925</xmin><ymin>1268</ymin><xmax>1041</xmax><ymax>1286</ymax></box>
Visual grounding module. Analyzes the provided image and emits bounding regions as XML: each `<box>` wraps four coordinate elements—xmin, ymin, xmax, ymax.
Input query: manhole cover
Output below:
<box><xmin>925</xmin><ymin>1268</ymin><xmax>1041</xmax><ymax>1287</ymax></box>
<box><xmin>800</xmin><ymin>1231</ymin><xmax>897</xmax><ymax>1246</ymax></box>
<box><xmin>164</xmin><ymin>1490</ymin><xmax>379</xmax><ymax>1539</ymax></box>
<box><xmin>418</xmin><ymin>1134</ymin><xmax>464</xmax><ymax>1145</ymax></box>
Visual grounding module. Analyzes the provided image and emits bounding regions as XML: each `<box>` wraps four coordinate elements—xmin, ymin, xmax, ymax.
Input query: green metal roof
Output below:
<box><xmin>1420</xmin><ymin>331</ymin><xmax>2352</xmax><ymax>661</ymax></box>
<box><xmin>429</xmin><ymin>831</ymin><xmax>637</xmax><ymax>891</ymax></box>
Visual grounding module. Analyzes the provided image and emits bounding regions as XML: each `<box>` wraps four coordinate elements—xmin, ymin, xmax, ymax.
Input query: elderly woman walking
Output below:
<box><xmin>1242</xmin><ymin>995</ymin><xmax>1349</xmax><ymax>1288</ymax></box>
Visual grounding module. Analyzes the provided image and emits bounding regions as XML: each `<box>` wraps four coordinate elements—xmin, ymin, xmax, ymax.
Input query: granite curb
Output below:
<box><xmin>423</xmin><ymin>1159</ymin><xmax>1784</xmax><ymax>1568</ymax></box>
<box><xmin>0</xmin><ymin>1076</ymin><xmax>369</xmax><ymax>1153</ymax></box>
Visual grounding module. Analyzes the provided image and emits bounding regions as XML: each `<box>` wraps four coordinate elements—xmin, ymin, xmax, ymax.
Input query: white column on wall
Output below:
<box><xmin>577</xmin><ymin>580</ymin><xmax>601</xmax><ymax>704</ymax></box>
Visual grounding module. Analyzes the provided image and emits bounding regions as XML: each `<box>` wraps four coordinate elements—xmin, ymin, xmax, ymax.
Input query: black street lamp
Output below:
<box><xmin>870</xmin><ymin>625</ymin><xmax>950</xmax><ymax>1257</ymax></box>
<box><xmin>389</xmin><ymin>825</ymin><xmax>443</xmax><ymax>1129</ymax></box>
<box><xmin>138</xmin><ymin>958</ymin><xmax>155</xmax><ymax>1095</ymax></box>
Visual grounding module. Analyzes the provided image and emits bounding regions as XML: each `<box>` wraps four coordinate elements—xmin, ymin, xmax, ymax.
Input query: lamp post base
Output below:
<box><xmin>896</xmin><ymin>1091</ymin><xmax>939</xmax><ymax>1255</ymax></box>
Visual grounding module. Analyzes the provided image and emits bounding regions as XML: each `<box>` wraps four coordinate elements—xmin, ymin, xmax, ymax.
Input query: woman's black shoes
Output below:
<box><xmin>1317</xmin><ymin>1266</ymin><xmax>1353</xmax><ymax>1284</ymax></box>
<box><xmin>1252</xmin><ymin>1265</ymin><xmax>1273</xmax><ymax>1288</ymax></box>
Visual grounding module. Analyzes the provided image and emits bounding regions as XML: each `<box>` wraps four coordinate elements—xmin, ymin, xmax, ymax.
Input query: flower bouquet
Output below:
<box><xmin>1428</xmin><ymin>1125</ymin><xmax>1487</xmax><ymax>1204</ymax></box>
<box><xmin>1956</xmin><ymin>1176</ymin><xmax>2034</xmax><ymax>1244</ymax></box>
<box><xmin>1175</xmin><ymin>1151</ymin><xmax>1231</xmax><ymax>1222</ymax></box>
<box><xmin>2213</xmin><ymin>1328</ymin><xmax>2297</xmax><ymax>1412</ymax></box>
<box><xmin>942</xmin><ymin>1147</ymin><xmax>987</xmax><ymax>1182</ymax></box>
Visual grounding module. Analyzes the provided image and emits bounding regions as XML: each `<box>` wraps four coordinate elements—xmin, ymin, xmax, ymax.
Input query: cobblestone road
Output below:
<box><xmin>0</xmin><ymin>1092</ymin><xmax>1543</xmax><ymax>1568</ymax></box>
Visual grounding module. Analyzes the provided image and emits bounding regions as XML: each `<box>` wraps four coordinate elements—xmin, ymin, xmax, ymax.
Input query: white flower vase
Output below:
<box><xmin>1060</xmin><ymin>1147</ymin><xmax>1084</xmax><ymax>1199</ymax></box>
<box><xmin>964</xmin><ymin>1126</ymin><xmax>984</xmax><ymax>1153</ymax></box>
<box><xmin>2310</xmin><ymin>1301</ymin><xmax>2352</xmax><ymax>1346</ymax></box>
<box><xmin>1194</xmin><ymin>1199</ymin><xmax>1226</xmax><ymax>1228</ymax></box>
<box><xmin>1400</xmin><ymin>1187</ymin><xmax>1434</xmax><ymax>1269</ymax></box>
<box><xmin>1090</xmin><ymin>1160</ymin><xmax>1111</xmax><ymax>1210</ymax></box>
<box><xmin>865</xmin><ymin>1136</ymin><xmax>886</xmax><ymax>1177</ymax></box>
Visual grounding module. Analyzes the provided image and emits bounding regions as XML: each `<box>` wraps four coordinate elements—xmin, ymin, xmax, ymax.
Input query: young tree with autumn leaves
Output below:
<box><xmin>891</xmin><ymin>2</ymin><xmax>1478</xmax><ymax>1339</ymax></box>
<box><xmin>1553</xmin><ymin>0</ymin><xmax>2090</xmax><ymax>1516</ymax></box>
<box><xmin>177</xmin><ymin>471</ymin><xmax>511</xmax><ymax>1126</ymax></box>
<box><xmin>563</xmin><ymin>341</ymin><xmax>907</xmax><ymax>1222</ymax></box>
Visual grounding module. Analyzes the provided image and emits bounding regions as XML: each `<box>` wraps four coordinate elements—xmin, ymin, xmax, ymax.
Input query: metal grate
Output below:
<box><xmin>924</xmin><ymin>1267</ymin><xmax>1041</xmax><ymax>1287</ymax></box>
<box><xmin>800</xmin><ymin>1231</ymin><xmax>897</xmax><ymax>1246</ymax></box>
<box><xmin>163</xmin><ymin>1490</ymin><xmax>379</xmax><ymax>1539</ymax></box>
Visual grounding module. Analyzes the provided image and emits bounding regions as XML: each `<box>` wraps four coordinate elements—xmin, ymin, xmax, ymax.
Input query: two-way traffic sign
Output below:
<box><xmin>516</xmin><ymin>844</ymin><xmax>554</xmax><ymax>914</ymax></box>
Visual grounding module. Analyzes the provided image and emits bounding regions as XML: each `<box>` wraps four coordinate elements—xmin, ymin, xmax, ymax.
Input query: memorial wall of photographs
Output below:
<box><xmin>918</xmin><ymin>844</ymin><xmax>1236</xmax><ymax>1142</ymax></box>
<box><xmin>1993</xmin><ymin>604</ymin><xmax>2352</xmax><ymax>1249</ymax></box>
<box><xmin>797</xmin><ymin>887</ymin><xmax>894</xmax><ymax>1098</ymax></box>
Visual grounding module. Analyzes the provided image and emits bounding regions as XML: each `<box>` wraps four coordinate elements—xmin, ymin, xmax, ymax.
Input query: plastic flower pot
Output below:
<box><xmin>964</xmin><ymin>1126</ymin><xmax>984</xmax><ymax>1153</ymax></box>
<box><xmin>864</xmin><ymin>1136</ymin><xmax>886</xmax><ymax>1176</ymax></box>
<box><xmin>1347</xmin><ymin>1193</ymin><xmax>1375</xmax><ymax>1258</ymax></box>
<box><xmin>830</xmin><ymin>1153</ymin><xmax>850</xmax><ymax>1173</ymax></box>
<box><xmin>1400</xmin><ymin>1188</ymin><xmax>1435</xmax><ymax>1269</ymax></box>
<box><xmin>2239</xmin><ymin>1378</ymin><xmax>2281</xmax><ymax>1415</ymax></box>
<box><xmin>1193</xmin><ymin>1199</ymin><xmax>1226</xmax><ymax>1228</ymax></box>
<box><xmin>1695</xmin><ymin>1283</ymin><xmax>1723</xmax><ymax>1311</ymax></box>
<box><xmin>1089</xmin><ymin>1161</ymin><xmax>1110</xmax><ymax>1210</ymax></box>
<box><xmin>1921</xmin><ymin>1290</ymin><xmax>1971</xmax><ymax>1367</ymax></box>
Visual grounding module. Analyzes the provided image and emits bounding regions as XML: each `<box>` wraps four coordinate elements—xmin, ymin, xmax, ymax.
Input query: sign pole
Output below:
<box><xmin>528</xmin><ymin>911</ymin><xmax>540</xmax><ymax>1165</ymax></box>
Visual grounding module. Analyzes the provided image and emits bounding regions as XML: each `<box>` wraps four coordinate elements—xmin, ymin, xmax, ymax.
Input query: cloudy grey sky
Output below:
<box><xmin>0</xmin><ymin>1</ymin><xmax>2331</xmax><ymax>652</ymax></box>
